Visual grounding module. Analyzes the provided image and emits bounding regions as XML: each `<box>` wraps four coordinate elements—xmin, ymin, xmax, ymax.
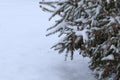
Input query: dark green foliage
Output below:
<box><xmin>40</xmin><ymin>0</ymin><xmax>120</xmax><ymax>79</ymax></box>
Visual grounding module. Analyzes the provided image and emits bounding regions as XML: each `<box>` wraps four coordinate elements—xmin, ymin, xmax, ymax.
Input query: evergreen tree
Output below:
<box><xmin>40</xmin><ymin>0</ymin><xmax>120</xmax><ymax>79</ymax></box>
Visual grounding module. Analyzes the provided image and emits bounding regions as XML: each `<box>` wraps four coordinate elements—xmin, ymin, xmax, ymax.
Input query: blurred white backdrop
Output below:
<box><xmin>0</xmin><ymin>0</ymin><xmax>95</xmax><ymax>80</ymax></box>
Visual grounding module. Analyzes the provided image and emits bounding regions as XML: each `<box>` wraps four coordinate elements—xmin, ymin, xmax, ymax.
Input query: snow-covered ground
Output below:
<box><xmin>0</xmin><ymin>0</ymin><xmax>95</xmax><ymax>80</ymax></box>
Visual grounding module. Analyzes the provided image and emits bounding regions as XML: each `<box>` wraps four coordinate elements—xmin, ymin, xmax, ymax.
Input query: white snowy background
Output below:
<box><xmin>0</xmin><ymin>0</ymin><xmax>95</xmax><ymax>80</ymax></box>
